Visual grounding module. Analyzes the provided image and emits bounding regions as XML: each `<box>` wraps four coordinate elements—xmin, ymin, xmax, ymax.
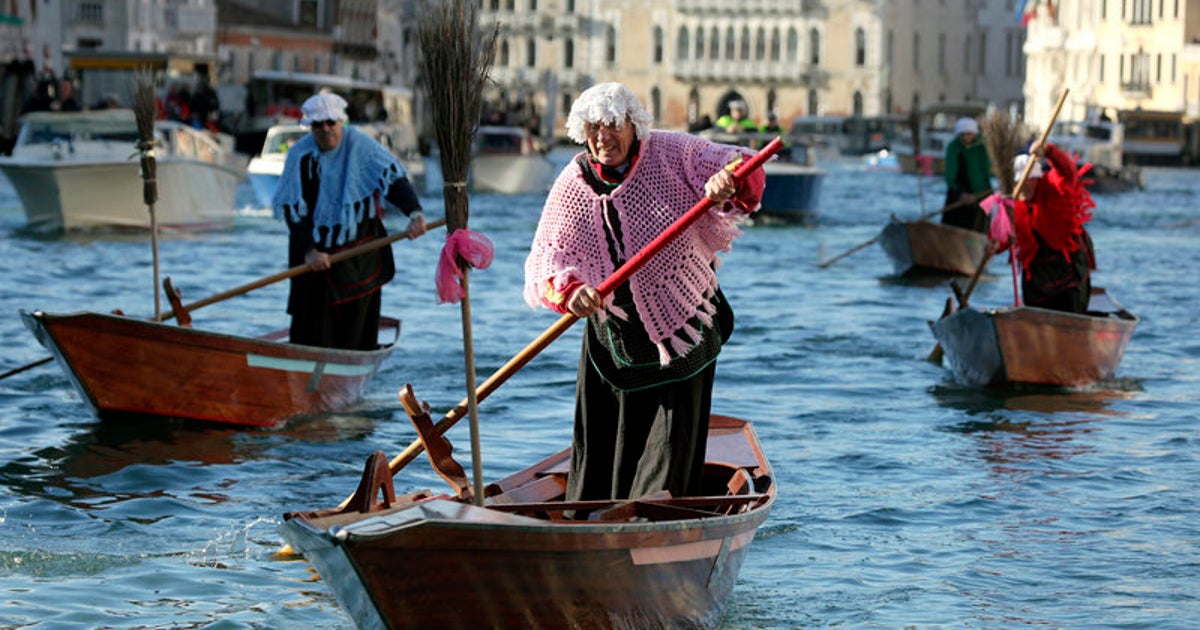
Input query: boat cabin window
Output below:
<box><xmin>26</xmin><ymin>119</ymin><xmax>139</xmax><ymax>145</ymax></box>
<box><xmin>476</xmin><ymin>131</ymin><xmax>523</xmax><ymax>153</ymax></box>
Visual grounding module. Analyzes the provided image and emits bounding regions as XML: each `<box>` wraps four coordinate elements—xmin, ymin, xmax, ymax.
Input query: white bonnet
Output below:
<box><xmin>566</xmin><ymin>82</ymin><xmax>654</xmax><ymax>144</ymax></box>
<box><xmin>954</xmin><ymin>117</ymin><xmax>979</xmax><ymax>135</ymax></box>
<box><xmin>301</xmin><ymin>92</ymin><xmax>348</xmax><ymax>125</ymax></box>
<box><xmin>1013</xmin><ymin>154</ymin><xmax>1044</xmax><ymax>181</ymax></box>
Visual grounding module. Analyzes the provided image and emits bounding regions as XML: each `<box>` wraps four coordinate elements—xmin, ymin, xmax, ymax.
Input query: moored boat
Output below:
<box><xmin>892</xmin><ymin>102</ymin><xmax>986</xmax><ymax>176</ymax></box>
<box><xmin>701</xmin><ymin>129</ymin><xmax>825</xmax><ymax>223</ymax></box>
<box><xmin>279</xmin><ymin>410</ymin><xmax>775</xmax><ymax>629</ymax></box>
<box><xmin>878</xmin><ymin>217</ymin><xmax>991</xmax><ymax>277</ymax></box>
<box><xmin>930</xmin><ymin>287</ymin><xmax>1138</xmax><ymax>387</ymax></box>
<box><xmin>468</xmin><ymin>124</ymin><xmax>554</xmax><ymax>194</ymax></box>
<box><xmin>245</xmin><ymin>123</ymin><xmax>308</xmax><ymax>209</ymax></box>
<box><xmin>21</xmin><ymin>310</ymin><xmax>399</xmax><ymax>428</ymax></box>
<box><xmin>1048</xmin><ymin>119</ymin><xmax>1144</xmax><ymax>194</ymax></box>
<box><xmin>0</xmin><ymin>109</ymin><xmax>244</xmax><ymax>232</ymax></box>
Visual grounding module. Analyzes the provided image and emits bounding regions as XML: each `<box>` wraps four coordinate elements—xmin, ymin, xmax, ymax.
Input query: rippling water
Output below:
<box><xmin>1</xmin><ymin>152</ymin><xmax>1198</xmax><ymax>628</ymax></box>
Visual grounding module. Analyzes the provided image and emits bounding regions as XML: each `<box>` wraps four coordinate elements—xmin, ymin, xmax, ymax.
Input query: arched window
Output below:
<box><xmin>740</xmin><ymin>27</ymin><xmax>750</xmax><ymax>60</ymax></box>
<box><xmin>770</xmin><ymin>28</ymin><xmax>781</xmax><ymax>62</ymax></box>
<box><xmin>787</xmin><ymin>28</ymin><xmax>798</xmax><ymax>62</ymax></box>
<box><xmin>652</xmin><ymin>27</ymin><xmax>662</xmax><ymax>64</ymax></box>
<box><xmin>807</xmin><ymin>89</ymin><xmax>818</xmax><ymax>115</ymax></box>
<box><xmin>710</xmin><ymin>28</ymin><xmax>720</xmax><ymax>61</ymax></box>
<box><xmin>526</xmin><ymin>38</ymin><xmax>536</xmax><ymax>67</ymax></box>
<box><xmin>651</xmin><ymin>86</ymin><xmax>662</xmax><ymax>122</ymax></box>
<box><xmin>499</xmin><ymin>39</ymin><xmax>510</xmax><ymax>66</ymax></box>
<box><xmin>853</xmin><ymin>91</ymin><xmax>863</xmax><ymax>115</ymax></box>
<box><xmin>695</xmin><ymin>27</ymin><xmax>704</xmax><ymax>60</ymax></box>
<box><xmin>677</xmin><ymin>27</ymin><xmax>689</xmax><ymax>61</ymax></box>
<box><xmin>725</xmin><ymin>27</ymin><xmax>736</xmax><ymax>61</ymax></box>
<box><xmin>605</xmin><ymin>25</ymin><xmax>617</xmax><ymax>65</ymax></box>
<box><xmin>809</xmin><ymin>28</ymin><xmax>821</xmax><ymax>65</ymax></box>
<box><xmin>564</xmin><ymin>37</ymin><xmax>575</xmax><ymax>69</ymax></box>
<box><xmin>755</xmin><ymin>27</ymin><xmax>766</xmax><ymax>61</ymax></box>
<box><xmin>855</xmin><ymin>27</ymin><xmax>866</xmax><ymax>66</ymax></box>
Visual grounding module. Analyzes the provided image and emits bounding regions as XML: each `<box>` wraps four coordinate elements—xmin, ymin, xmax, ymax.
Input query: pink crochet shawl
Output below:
<box><xmin>523</xmin><ymin>131</ymin><xmax>754</xmax><ymax>364</ymax></box>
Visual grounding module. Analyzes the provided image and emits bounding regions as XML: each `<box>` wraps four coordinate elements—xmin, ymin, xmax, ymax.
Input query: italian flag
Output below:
<box><xmin>1016</xmin><ymin>0</ymin><xmax>1056</xmax><ymax>27</ymax></box>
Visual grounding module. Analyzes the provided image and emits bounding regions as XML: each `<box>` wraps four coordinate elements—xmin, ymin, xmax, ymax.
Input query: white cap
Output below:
<box><xmin>300</xmin><ymin>93</ymin><xmax>348</xmax><ymax>125</ymax></box>
<box><xmin>954</xmin><ymin>117</ymin><xmax>979</xmax><ymax>135</ymax></box>
<box><xmin>565</xmin><ymin>82</ymin><xmax>654</xmax><ymax>144</ymax></box>
<box><xmin>1013</xmin><ymin>154</ymin><xmax>1044</xmax><ymax>181</ymax></box>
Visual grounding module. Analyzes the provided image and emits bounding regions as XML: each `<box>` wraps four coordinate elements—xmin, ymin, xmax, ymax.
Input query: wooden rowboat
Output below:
<box><xmin>279</xmin><ymin>412</ymin><xmax>776</xmax><ymax>629</ymax></box>
<box><xmin>20</xmin><ymin>310</ymin><xmax>399</xmax><ymax>428</ymax></box>
<box><xmin>878</xmin><ymin>218</ymin><xmax>991</xmax><ymax>277</ymax></box>
<box><xmin>930</xmin><ymin>287</ymin><xmax>1138</xmax><ymax>388</ymax></box>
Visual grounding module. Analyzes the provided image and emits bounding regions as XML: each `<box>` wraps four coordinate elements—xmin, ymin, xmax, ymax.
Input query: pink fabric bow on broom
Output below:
<box><xmin>436</xmin><ymin>228</ymin><xmax>495</xmax><ymax>304</ymax></box>
<box><xmin>979</xmin><ymin>192</ymin><xmax>1023</xmax><ymax>306</ymax></box>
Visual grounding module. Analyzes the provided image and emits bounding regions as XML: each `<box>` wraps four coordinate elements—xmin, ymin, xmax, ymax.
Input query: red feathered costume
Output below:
<box><xmin>1010</xmin><ymin>143</ymin><xmax>1097</xmax><ymax>313</ymax></box>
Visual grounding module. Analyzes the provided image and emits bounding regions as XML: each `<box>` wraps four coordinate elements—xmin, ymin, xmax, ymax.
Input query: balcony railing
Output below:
<box><xmin>674</xmin><ymin>0</ymin><xmax>824</xmax><ymax>17</ymax></box>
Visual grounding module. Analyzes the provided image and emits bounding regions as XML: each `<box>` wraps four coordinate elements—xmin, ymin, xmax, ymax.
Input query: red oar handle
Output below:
<box><xmin>595</xmin><ymin>136</ymin><xmax>784</xmax><ymax>297</ymax></box>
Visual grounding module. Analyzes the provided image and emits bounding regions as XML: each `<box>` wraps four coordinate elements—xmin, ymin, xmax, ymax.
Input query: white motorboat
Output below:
<box><xmin>0</xmin><ymin>109</ymin><xmax>244</xmax><ymax>232</ymax></box>
<box><xmin>245</xmin><ymin>123</ymin><xmax>308</xmax><ymax>209</ymax></box>
<box><xmin>468</xmin><ymin>125</ymin><xmax>554</xmax><ymax>195</ymax></box>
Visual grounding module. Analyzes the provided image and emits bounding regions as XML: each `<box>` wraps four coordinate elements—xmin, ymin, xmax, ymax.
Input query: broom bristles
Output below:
<box><xmin>979</xmin><ymin>110</ymin><xmax>1027</xmax><ymax>197</ymax></box>
<box><xmin>416</xmin><ymin>0</ymin><xmax>498</xmax><ymax>232</ymax></box>
<box><xmin>132</xmin><ymin>69</ymin><xmax>157</xmax><ymax>144</ymax></box>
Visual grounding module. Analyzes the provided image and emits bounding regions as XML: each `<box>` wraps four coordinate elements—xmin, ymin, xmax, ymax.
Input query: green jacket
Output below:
<box><xmin>943</xmin><ymin>135</ymin><xmax>993</xmax><ymax>194</ymax></box>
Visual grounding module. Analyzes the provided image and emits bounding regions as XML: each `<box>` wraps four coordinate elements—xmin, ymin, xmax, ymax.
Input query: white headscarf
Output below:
<box><xmin>1013</xmin><ymin>154</ymin><xmax>1044</xmax><ymax>182</ymax></box>
<box><xmin>565</xmin><ymin>82</ymin><xmax>654</xmax><ymax>144</ymax></box>
<box><xmin>300</xmin><ymin>93</ymin><xmax>348</xmax><ymax>125</ymax></box>
<box><xmin>954</xmin><ymin>117</ymin><xmax>979</xmax><ymax>135</ymax></box>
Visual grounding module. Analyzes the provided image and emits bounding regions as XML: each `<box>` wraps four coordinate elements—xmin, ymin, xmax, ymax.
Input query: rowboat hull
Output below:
<box><xmin>930</xmin><ymin>288</ymin><xmax>1138</xmax><ymax>387</ymax></box>
<box><xmin>879</xmin><ymin>219</ymin><xmax>990</xmax><ymax>277</ymax></box>
<box><xmin>280</xmin><ymin>414</ymin><xmax>775</xmax><ymax>629</ymax></box>
<box><xmin>21</xmin><ymin>310</ymin><xmax>397</xmax><ymax>428</ymax></box>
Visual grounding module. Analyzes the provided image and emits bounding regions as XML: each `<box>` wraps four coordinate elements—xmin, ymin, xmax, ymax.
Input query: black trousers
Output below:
<box><xmin>289</xmin><ymin>285</ymin><xmax>382</xmax><ymax>351</ymax></box>
<box><xmin>566</xmin><ymin>350</ymin><xmax>715</xmax><ymax>507</ymax></box>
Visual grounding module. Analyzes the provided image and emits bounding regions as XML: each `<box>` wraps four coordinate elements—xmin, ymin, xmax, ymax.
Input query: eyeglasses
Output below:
<box><xmin>310</xmin><ymin>119</ymin><xmax>339</xmax><ymax>129</ymax></box>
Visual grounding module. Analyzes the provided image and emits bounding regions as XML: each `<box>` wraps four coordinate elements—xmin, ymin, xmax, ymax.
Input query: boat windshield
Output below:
<box><xmin>21</xmin><ymin>113</ymin><xmax>140</xmax><ymax>146</ymax></box>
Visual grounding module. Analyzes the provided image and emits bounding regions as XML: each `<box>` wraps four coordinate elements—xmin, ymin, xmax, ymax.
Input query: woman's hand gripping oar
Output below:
<box><xmin>1</xmin><ymin>219</ymin><xmax>444</xmax><ymax>381</ymax></box>
<box><xmin>270</xmin><ymin>138</ymin><xmax>785</xmax><ymax>560</ymax></box>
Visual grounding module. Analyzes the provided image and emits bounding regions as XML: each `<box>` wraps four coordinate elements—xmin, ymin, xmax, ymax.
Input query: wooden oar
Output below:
<box><xmin>152</xmin><ymin>218</ymin><xmax>444</xmax><ymax>322</ymax></box>
<box><xmin>276</xmin><ymin>137</ymin><xmax>784</xmax><ymax>542</ymax></box>
<box><xmin>927</xmin><ymin>88</ymin><xmax>1070</xmax><ymax>363</ymax></box>
<box><xmin>0</xmin><ymin>219</ymin><xmax>443</xmax><ymax>380</ymax></box>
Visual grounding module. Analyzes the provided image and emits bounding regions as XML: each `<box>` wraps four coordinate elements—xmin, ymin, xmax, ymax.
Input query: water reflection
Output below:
<box><xmin>0</xmin><ymin>412</ymin><xmax>381</xmax><ymax>510</ymax></box>
<box><xmin>931</xmin><ymin>382</ymin><xmax>1139</xmax><ymax>416</ymax></box>
<box><xmin>933</xmin><ymin>384</ymin><xmax>1139</xmax><ymax>467</ymax></box>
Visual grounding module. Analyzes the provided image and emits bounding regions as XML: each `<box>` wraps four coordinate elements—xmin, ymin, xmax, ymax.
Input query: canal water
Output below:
<box><xmin>0</xmin><ymin>151</ymin><xmax>1197</xmax><ymax>628</ymax></box>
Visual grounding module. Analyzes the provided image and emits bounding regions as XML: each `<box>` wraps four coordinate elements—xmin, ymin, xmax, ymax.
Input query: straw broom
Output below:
<box><xmin>132</xmin><ymin>69</ymin><xmax>161</xmax><ymax>319</ymax></box>
<box><xmin>980</xmin><ymin>110</ymin><xmax>1027</xmax><ymax>196</ymax></box>
<box><xmin>416</xmin><ymin>0</ymin><xmax>498</xmax><ymax>506</ymax></box>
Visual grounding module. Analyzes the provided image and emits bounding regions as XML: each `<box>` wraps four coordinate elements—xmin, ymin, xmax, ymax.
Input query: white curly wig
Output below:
<box><xmin>565</xmin><ymin>82</ymin><xmax>654</xmax><ymax>144</ymax></box>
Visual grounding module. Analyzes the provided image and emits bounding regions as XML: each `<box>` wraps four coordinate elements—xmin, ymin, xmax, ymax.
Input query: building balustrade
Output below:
<box><xmin>1120</xmin><ymin>82</ymin><xmax>1154</xmax><ymax>98</ymax></box>
<box><xmin>674</xmin><ymin>0</ymin><xmax>822</xmax><ymax>17</ymax></box>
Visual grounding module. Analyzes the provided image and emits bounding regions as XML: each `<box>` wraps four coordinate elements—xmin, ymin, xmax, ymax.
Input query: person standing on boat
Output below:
<box><xmin>523</xmin><ymin>82</ymin><xmax>766</xmax><ymax>512</ymax></box>
<box><xmin>941</xmin><ymin>116</ymin><xmax>993</xmax><ymax>232</ymax></box>
<box><xmin>1005</xmin><ymin>140</ymin><xmax>1097</xmax><ymax>313</ymax></box>
<box><xmin>273</xmin><ymin>92</ymin><xmax>428</xmax><ymax>350</ymax></box>
<box><xmin>715</xmin><ymin>100</ymin><xmax>759</xmax><ymax>133</ymax></box>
